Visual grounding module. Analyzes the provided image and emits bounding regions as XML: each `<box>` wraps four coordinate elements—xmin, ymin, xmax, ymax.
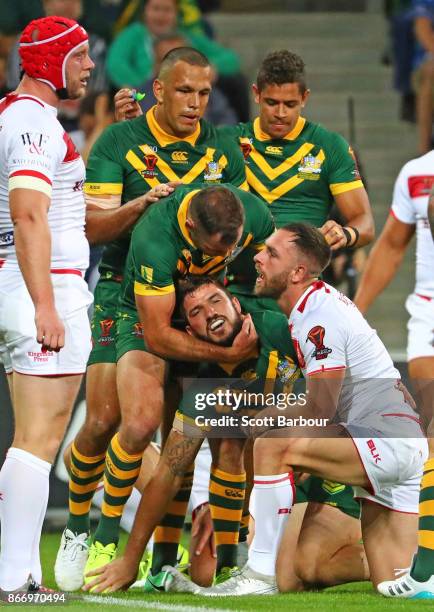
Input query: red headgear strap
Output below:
<box><xmin>19</xmin><ymin>16</ymin><xmax>88</xmax><ymax>94</ymax></box>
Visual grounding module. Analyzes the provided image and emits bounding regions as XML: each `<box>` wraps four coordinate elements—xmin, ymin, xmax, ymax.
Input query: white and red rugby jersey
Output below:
<box><xmin>288</xmin><ymin>281</ymin><xmax>416</xmax><ymax>427</ymax></box>
<box><xmin>0</xmin><ymin>93</ymin><xmax>89</xmax><ymax>273</ymax></box>
<box><xmin>390</xmin><ymin>150</ymin><xmax>434</xmax><ymax>299</ymax></box>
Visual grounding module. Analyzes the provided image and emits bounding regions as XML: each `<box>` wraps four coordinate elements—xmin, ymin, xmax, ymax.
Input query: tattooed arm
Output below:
<box><xmin>83</xmin><ymin>430</ymin><xmax>201</xmax><ymax>592</ymax></box>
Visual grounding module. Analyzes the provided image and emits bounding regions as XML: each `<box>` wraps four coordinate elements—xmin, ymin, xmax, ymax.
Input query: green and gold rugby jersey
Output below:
<box><xmin>174</xmin><ymin>308</ymin><xmax>301</xmax><ymax>433</ymax></box>
<box><xmin>119</xmin><ymin>182</ymin><xmax>274</xmax><ymax>310</ymax></box>
<box><xmin>220</xmin><ymin>115</ymin><xmax>363</xmax><ymax>292</ymax></box>
<box><xmin>84</xmin><ymin>106</ymin><xmax>247</xmax><ymax>280</ymax></box>
<box><xmin>218</xmin><ymin>116</ymin><xmax>363</xmax><ymax>228</ymax></box>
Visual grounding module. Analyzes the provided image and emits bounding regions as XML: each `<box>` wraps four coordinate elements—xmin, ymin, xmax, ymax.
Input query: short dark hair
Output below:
<box><xmin>257</xmin><ymin>50</ymin><xmax>307</xmax><ymax>94</ymax></box>
<box><xmin>178</xmin><ymin>275</ymin><xmax>233</xmax><ymax>321</ymax></box>
<box><xmin>158</xmin><ymin>46</ymin><xmax>210</xmax><ymax>79</ymax></box>
<box><xmin>281</xmin><ymin>222</ymin><xmax>331</xmax><ymax>274</ymax></box>
<box><xmin>190</xmin><ymin>186</ymin><xmax>245</xmax><ymax>246</ymax></box>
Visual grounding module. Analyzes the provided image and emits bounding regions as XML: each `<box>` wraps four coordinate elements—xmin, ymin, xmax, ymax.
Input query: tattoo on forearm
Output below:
<box><xmin>166</xmin><ymin>437</ymin><xmax>199</xmax><ymax>477</ymax></box>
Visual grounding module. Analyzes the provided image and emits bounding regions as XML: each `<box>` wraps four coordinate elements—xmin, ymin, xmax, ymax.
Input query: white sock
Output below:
<box><xmin>248</xmin><ymin>473</ymin><xmax>294</xmax><ymax>577</ymax></box>
<box><xmin>0</xmin><ymin>448</ymin><xmax>51</xmax><ymax>590</ymax></box>
<box><xmin>92</xmin><ymin>485</ymin><xmax>153</xmax><ymax>552</ymax></box>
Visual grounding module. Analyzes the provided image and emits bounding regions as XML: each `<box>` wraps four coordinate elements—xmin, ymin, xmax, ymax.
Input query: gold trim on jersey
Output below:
<box><xmin>246</xmin><ymin>149</ymin><xmax>326</xmax><ymax>204</ymax></box>
<box><xmin>125</xmin><ymin>150</ymin><xmax>160</xmax><ymax>188</ymax></box>
<box><xmin>139</xmin><ymin>144</ymin><xmax>218</xmax><ymax>184</ymax></box>
<box><xmin>246</xmin><ymin>140</ymin><xmax>316</xmax><ymax>181</ymax></box>
<box><xmin>252</xmin><ymin>116</ymin><xmax>306</xmax><ymax>142</ymax></box>
<box><xmin>134</xmin><ymin>280</ymin><xmax>175</xmax><ymax>296</ymax></box>
<box><xmin>146</xmin><ymin>106</ymin><xmax>201</xmax><ymax>146</ymax></box>
<box><xmin>84</xmin><ymin>182</ymin><xmax>123</xmax><ymax>195</ymax></box>
<box><xmin>177</xmin><ymin>190</ymin><xmax>199</xmax><ymax>247</ymax></box>
<box><xmin>330</xmin><ymin>180</ymin><xmax>364</xmax><ymax>196</ymax></box>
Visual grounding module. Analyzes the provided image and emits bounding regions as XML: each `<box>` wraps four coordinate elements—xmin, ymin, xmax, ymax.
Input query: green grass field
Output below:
<box><xmin>9</xmin><ymin>533</ymin><xmax>426</xmax><ymax>611</ymax></box>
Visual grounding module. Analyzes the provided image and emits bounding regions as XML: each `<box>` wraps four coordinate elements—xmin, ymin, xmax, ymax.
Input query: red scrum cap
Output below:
<box><xmin>19</xmin><ymin>16</ymin><xmax>88</xmax><ymax>96</ymax></box>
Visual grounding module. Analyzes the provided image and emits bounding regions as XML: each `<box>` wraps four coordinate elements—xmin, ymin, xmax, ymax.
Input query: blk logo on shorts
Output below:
<box><xmin>367</xmin><ymin>439</ymin><xmax>381</xmax><ymax>463</ymax></box>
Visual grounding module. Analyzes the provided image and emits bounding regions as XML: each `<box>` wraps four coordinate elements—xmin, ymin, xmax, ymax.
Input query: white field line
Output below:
<box><xmin>82</xmin><ymin>594</ymin><xmax>237</xmax><ymax>612</ymax></box>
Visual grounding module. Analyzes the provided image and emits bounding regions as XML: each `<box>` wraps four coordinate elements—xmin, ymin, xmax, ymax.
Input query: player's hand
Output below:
<box><xmin>394</xmin><ymin>379</ymin><xmax>417</xmax><ymax>411</ymax></box>
<box><xmin>35</xmin><ymin>305</ymin><xmax>65</xmax><ymax>352</ymax></box>
<box><xmin>191</xmin><ymin>503</ymin><xmax>216</xmax><ymax>558</ymax></box>
<box><xmin>82</xmin><ymin>556</ymin><xmax>137</xmax><ymax>593</ymax></box>
<box><xmin>114</xmin><ymin>88</ymin><xmax>143</xmax><ymax>122</ymax></box>
<box><xmin>144</xmin><ymin>181</ymin><xmax>181</xmax><ymax>204</ymax></box>
<box><xmin>320</xmin><ymin>220</ymin><xmax>348</xmax><ymax>250</ymax></box>
<box><xmin>225</xmin><ymin>314</ymin><xmax>258</xmax><ymax>363</ymax></box>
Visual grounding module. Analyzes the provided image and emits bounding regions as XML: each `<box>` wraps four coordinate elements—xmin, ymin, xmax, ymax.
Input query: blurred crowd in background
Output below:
<box><xmin>2</xmin><ymin>1</ymin><xmax>434</xmax><ymax>161</ymax></box>
<box><xmin>0</xmin><ymin>0</ymin><xmax>249</xmax><ymax>163</ymax></box>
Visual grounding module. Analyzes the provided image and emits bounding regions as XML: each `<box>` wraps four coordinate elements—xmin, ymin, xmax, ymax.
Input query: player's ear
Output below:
<box><xmin>252</xmin><ymin>83</ymin><xmax>260</xmax><ymax>104</ymax></box>
<box><xmin>232</xmin><ymin>297</ymin><xmax>242</xmax><ymax>314</ymax></box>
<box><xmin>153</xmin><ymin>78</ymin><xmax>164</xmax><ymax>103</ymax></box>
<box><xmin>185</xmin><ymin>325</ymin><xmax>193</xmax><ymax>336</ymax></box>
<box><xmin>301</xmin><ymin>88</ymin><xmax>310</xmax><ymax>108</ymax></box>
<box><xmin>186</xmin><ymin>217</ymin><xmax>195</xmax><ymax>231</ymax></box>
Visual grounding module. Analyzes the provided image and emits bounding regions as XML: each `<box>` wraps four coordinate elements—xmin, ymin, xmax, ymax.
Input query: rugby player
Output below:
<box><xmin>192</xmin><ymin>223</ymin><xmax>427</xmax><ymax>596</ymax></box>
<box><xmin>372</xmin><ymin>175</ymin><xmax>434</xmax><ymax>598</ymax></box>
<box><xmin>75</xmin><ymin>182</ymin><xmax>274</xmax><ymax>591</ymax></box>
<box><xmin>113</xmin><ymin>47</ymin><xmax>376</xmax><ymax>590</ymax></box>
<box><xmin>82</xmin><ymin>275</ymin><xmax>298</xmax><ymax>593</ymax></box>
<box><xmin>55</xmin><ymin>47</ymin><xmax>247</xmax><ymax>591</ymax></box>
<box><xmin>0</xmin><ymin>16</ymin><xmax>95</xmax><ymax>593</ymax></box>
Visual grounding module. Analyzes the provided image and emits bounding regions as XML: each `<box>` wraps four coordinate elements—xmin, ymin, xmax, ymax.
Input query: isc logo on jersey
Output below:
<box><xmin>171</xmin><ymin>151</ymin><xmax>188</xmax><ymax>163</ymax></box>
<box><xmin>265</xmin><ymin>145</ymin><xmax>283</xmax><ymax>155</ymax></box>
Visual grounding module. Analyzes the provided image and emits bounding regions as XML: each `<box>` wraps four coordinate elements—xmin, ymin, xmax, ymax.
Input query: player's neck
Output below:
<box><xmin>277</xmin><ymin>278</ymin><xmax>318</xmax><ymax>316</ymax></box>
<box><xmin>16</xmin><ymin>76</ymin><xmax>59</xmax><ymax>108</ymax></box>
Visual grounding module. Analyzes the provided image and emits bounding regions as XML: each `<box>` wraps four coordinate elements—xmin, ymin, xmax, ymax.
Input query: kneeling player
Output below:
<box><xmin>201</xmin><ymin>223</ymin><xmax>427</xmax><ymax>596</ymax></box>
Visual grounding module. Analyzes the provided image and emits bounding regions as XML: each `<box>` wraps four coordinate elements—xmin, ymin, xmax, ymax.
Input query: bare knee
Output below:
<box><xmin>119</xmin><ymin>416</ymin><xmax>160</xmax><ymax>454</ymax></box>
<box><xmin>253</xmin><ymin>436</ymin><xmax>297</xmax><ymax>473</ymax></box>
<box><xmin>81</xmin><ymin>412</ymin><xmax>120</xmax><ymax>446</ymax></box>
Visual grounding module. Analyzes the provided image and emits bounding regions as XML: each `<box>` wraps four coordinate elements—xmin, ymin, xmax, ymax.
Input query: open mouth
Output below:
<box><xmin>256</xmin><ymin>271</ymin><xmax>265</xmax><ymax>284</ymax></box>
<box><xmin>208</xmin><ymin>317</ymin><xmax>226</xmax><ymax>332</ymax></box>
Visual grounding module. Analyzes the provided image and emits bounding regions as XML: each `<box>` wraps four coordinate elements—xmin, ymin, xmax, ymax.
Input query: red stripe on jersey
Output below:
<box><xmin>10</xmin><ymin>169</ymin><xmax>52</xmax><ymax>185</ymax></box>
<box><xmin>50</xmin><ymin>268</ymin><xmax>82</xmax><ymax>276</ymax></box>
<box><xmin>288</xmin><ymin>325</ymin><xmax>306</xmax><ymax>369</ymax></box>
<box><xmin>308</xmin><ymin>365</ymin><xmax>346</xmax><ymax>376</ymax></box>
<box><xmin>62</xmin><ymin>132</ymin><xmax>80</xmax><ymax>162</ymax></box>
<box><xmin>0</xmin><ymin>94</ymin><xmax>44</xmax><ymax>114</ymax></box>
<box><xmin>381</xmin><ymin>413</ymin><xmax>422</xmax><ymax>425</ymax></box>
<box><xmin>297</xmin><ymin>280</ymin><xmax>329</xmax><ymax>313</ymax></box>
<box><xmin>408</xmin><ymin>175</ymin><xmax>434</xmax><ymax>198</ymax></box>
<box><xmin>416</xmin><ymin>293</ymin><xmax>432</xmax><ymax>301</ymax></box>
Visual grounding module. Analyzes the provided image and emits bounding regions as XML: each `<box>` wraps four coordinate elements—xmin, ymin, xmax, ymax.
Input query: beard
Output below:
<box><xmin>195</xmin><ymin>314</ymin><xmax>243</xmax><ymax>347</ymax></box>
<box><xmin>255</xmin><ymin>270</ymin><xmax>287</xmax><ymax>299</ymax></box>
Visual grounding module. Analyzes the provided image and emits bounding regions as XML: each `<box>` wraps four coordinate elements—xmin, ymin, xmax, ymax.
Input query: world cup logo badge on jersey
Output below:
<box><xmin>240</xmin><ymin>142</ymin><xmax>252</xmax><ymax>160</ymax></box>
<box><xmin>141</xmin><ymin>153</ymin><xmax>158</xmax><ymax>178</ymax></box>
<box><xmin>307</xmin><ymin>325</ymin><xmax>332</xmax><ymax>360</ymax></box>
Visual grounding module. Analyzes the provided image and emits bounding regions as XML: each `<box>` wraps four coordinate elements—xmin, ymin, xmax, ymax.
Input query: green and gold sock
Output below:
<box><xmin>239</xmin><ymin>510</ymin><xmax>250</xmax><ymax>543</ymax></box>
<box><xmin>411</xmin><ymin>458</ymin><xmax>434</xmax><ymax>581</ymax></box>
<box><xmin>209</xmin><ymin>467</ymin><xmax>246</xmax><ymax>572</ymax></box>
<box><xmin>93</xmin><ymin>433</ymin><xmax>142</xmax><ymax>546</ymax></box>
<box><xmin>151</xmin><ymin>469</ymin><xmax>193</xmax><ymax>575</ymax></box>
<box><xmin>66</xmin><ymin>442</ymin><xmax>105</xmax><ymax>534</ymax></box>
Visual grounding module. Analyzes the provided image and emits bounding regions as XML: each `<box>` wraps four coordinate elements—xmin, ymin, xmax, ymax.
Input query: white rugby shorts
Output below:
<box><xmin>406</xmin><ymin>292</ymin><xmax>434</xmax><ymax>362</ymax></box>
<box><xmin>343</xmin><ymin>417</ymin><xmax>427</xmax><ymax>513</ymax></box>
<box><xmin>0</xmin><ymin>271</ymin><xmax>92</xmax><ymax>375</ymax></box>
